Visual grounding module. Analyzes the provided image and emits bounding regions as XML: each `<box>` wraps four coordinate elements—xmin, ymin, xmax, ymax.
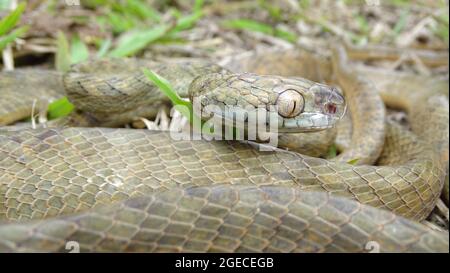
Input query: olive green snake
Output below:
<box><xmin>0</xmin><ymin>44</ymin><xmax>448</xmax><ymax>252</ymax></box>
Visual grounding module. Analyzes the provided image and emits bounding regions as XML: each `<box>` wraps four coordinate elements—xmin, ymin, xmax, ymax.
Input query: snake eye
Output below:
<box><xmin>276</xmin><ymin>90</ymin><xmax>304</xmax><ymax>118</ymax></box>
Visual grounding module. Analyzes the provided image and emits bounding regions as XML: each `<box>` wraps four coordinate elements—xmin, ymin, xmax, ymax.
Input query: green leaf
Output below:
<box><xmin>141</xmin><ymin>68</ymin><xmax>190</xmax><ymax>108</ymax></box>
<box><xmin>223</xmin><ymin>19</ymin><xmax>274</xmax><ymax>35</ymax></box>
<box><xmin>0</xmin><ymin>25</ymin><xmax>27</xmax><ymax>51</ymax></box>
<box><xmin>433</xmin><ymin>12</ymin><xmax>449</xmax><ymax>43</ymax></box>
<box><xmin>55</xmin><ymin>31</ymin><xmax>71</xmax><ymax>72</ymax></box>
<box><xmin>393</xmin><ymin>10</ymin><xmax>409</xmax><ymax>36</ymax></box>
<box><xmin>142</xmin><ymin>68</ymin><xmax>201</xmax><ymax>127</ymax></box>
<box><xmin>96</xmin><ymin>38</ymin><xmax>111</xmax><ymax>58</ymax></box>
<box><xmin>258</xmin><ymin>0</ymin><xmax>282</xmax><ymax>21</ymax></box>
<box><xmin>434</xmin><ymin>23</ymin><xmax>449</xmax><ymax>42</ymax></box>
<box><xmin>126</xmin><ymin>0</ymin><xmax>161</xmax><ymax>21</ymax></box>
<box><xmin>274</xmin><ymin>28</ymin><xmax>297</xmax><ymax>43</ymax></box>
<box><xmin>171</xmin><ymin>10</ymin><xmax>203</xmax><ymax>33</ymax></box>
<box><xmin>438</xmin><ymin>12</ymin><xmax>449</xmax><ymax>25</ymax></box>
<box><xmin>299</xmin><ymin>0</ymin><xmax>311</xmax><ymax>9</ymax></box>
<box><xmin>108</xmin><ymin>25</ymin><xmax>169</xmax><ymax>57</ymax></box>
<box><xmin>80</xmin><ymin>0</ymin><xmax>109</xmax><ymax>9</ymax></box>
<box><xmin>105</xmin><ymin>11</ymin><xmax>135</xmax><ymax>34</ymax></box>
<box><xmin>193</xmin><ymin>0</ymin><xmax>205</xmax><ymax>13</ymax></box>
<box><xmin>47</xmin><ymin>97</ymin><xmax>75</xmax><ymax>120</ymax></box>
<box><xmin>388</xmin><ymin>0</ymin><xmax>410</xmax><ymax>7</ymax></box>
<box><xmin>222</xmin><ymin>19</ymin><xmax>297</xmax><ymax>43</ymax></box>
<box><xmin>347</xmin><ymin>158</ymin><xmax>359</xmax><ymax>165</ymax></box>
<box><xmin>326</xmin><ymin>144</ymin><xmax>337</xmax><ymax>159</ymax></box>
<box><xmin>0</xmin><ymin>2</ymin><xmax>26</xmax><ymax>36</ymax></box>
<box><xmin>356</xmin><ymin>15</ymin><xmax>369</xmax><ymax>34</ymax></box>
<box><xmin>70</xmin><ymin>35</ymin><xmax>90</xmax><ymax>64</ymax></box>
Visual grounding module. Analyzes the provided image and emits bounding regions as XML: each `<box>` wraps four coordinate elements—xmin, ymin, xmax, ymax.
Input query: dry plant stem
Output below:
<box><xmin>436</xmin><ymin>199</ymin><xmax>449</xmax><ymax>222</ymax></box>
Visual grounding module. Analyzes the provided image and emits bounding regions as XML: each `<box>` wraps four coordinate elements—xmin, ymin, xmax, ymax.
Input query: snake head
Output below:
<box><xmin>191</xmin><ymin>73</ymin><xmax>346</xmax><ymax>133</ymax></box>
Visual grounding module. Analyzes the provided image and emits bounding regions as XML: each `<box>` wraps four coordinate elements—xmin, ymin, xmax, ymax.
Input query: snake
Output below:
<box><xmin>0</xmin><ymin>44</ymin><xmax>448</xmax><ymax>252</ymax></box>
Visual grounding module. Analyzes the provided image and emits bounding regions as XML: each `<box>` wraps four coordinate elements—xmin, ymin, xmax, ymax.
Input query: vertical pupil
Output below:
<box><xmin>277</xmin><ymin>90</ymin><xmax>304</xmax><ymax>118</ymax></box>
<box><xmin>291</xmin><ymin>101</ymin><xmax>297</xmax><ymax>114</ymax></box>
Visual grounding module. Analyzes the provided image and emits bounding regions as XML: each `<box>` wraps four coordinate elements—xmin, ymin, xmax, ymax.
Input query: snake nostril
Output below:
<box><xmin>325</xmin><ymin>103</ymin><xmax>337</xmax><ymax>114</ymax></box>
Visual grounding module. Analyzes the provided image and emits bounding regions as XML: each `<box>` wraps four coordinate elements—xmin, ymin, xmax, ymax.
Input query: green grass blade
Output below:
<box><xmin>274</xmin><ymin>28</ymin><xmax>297</xmax><ymax>43</ymax></box>
<box><xmin>142</xmin><ymin>68</ymin><xmax>199</xmax><ymax>125</ymax></box>
<box><xmin>105</xmin><ymin>11</ymin><xmax>135</xmax><ymax>34</ymax></box>
<box><xmin>0</xmin><ymin>2</ymin><xmax>26</xmax><ymax>36</ymax></box>
<box><xmin>258</xmin><ymin>0</ymin><xmax>282</xmax><ymax>21</ymax></box>
<box><xmin>326</xmin><ymin>144</ymin><xmax>337</xmax><ymax>159</ymax></box>
<box><xmin>96</xmin><ymin>38</ymin><xmax>112</xmax><ymax>58</ymax></box>
<box><xmin>47</xmin><ymin>97</ymin><xmax>75</xmax><ymax>120</ymax></box>
<box><xmin>223</xmin><ymin>19</ymin><xmax>297</xmax><ymax>43</ymax></box>
<box><xmin>109</xmin><ymin>25</ymin><xmax>168</xmax><ymax>57</ymax></box>
<box><xmin>434</xmin><ymin>23</ymin><xmax>449</xmax><ymax>42</ymax></box>
<box><xmin>347</xmin><ymin>158</ymin><xmax>359</xmax><ymax>165</ymax></box>
<box><xmin>70</xmin><ymin>35</ymin><xmax>90</xmax><ymax>64</ymax></box>
<box><xmin>79</xmin><ymin>0</ymin><xmax>109</xmax><ymax>9</ymax></box>
<box><xmin>433</xmin><ymin>12</ymin><xmax>449</xmax><ymax>42</ymax></box>
<box><xmin>0</xmin><ymin>25</ymin><xmax>28</xmax><ymax>51</ymax></box>
<box><xmin>172</xmin><ymin>10</ymin><xmax>203</xmax><ymax>33</ymax></box>
<box><xmin>393</xmin><ymin>10</ymin><xmax>409</xmax><ymax>36</ymax></box>
<box><xmin>194</xmin><ymin>0</ymin><xmax>205</xmax><ymax>13</ymax></box>
<box><xmin>126</xmin><ymin>0</ymin><xmax>161</xmax><ymax>21</ymax></box>
<box><xmin>222</xmin><ymin>19</ymin><xmax>273</xmax><ymax>35</ymax></box>
<box><xmin>141</xmin><ymin>68</ymin><xmax>189</xmax><ymax>107</ymax></box>
<box><xmin>356</xmin><ymin>15</ymin><xmax>369</xmax><ymax>34</ymax></box>
<box><xmin>55</xmin><ymin>31</ymin><xmax>71</xmax><ymax>72</ymax></box>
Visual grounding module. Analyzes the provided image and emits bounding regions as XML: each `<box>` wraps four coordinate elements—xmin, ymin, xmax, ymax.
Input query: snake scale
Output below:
<box><xmin>0</xmin><ymin>45</ymin><xmax>448</xmax><ymax>252</ymax></box>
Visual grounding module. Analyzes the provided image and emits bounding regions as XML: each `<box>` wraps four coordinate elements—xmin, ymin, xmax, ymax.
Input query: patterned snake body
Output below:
<box><xmin>0</xmin><ymin>46</ymin><xmax>448</xmax><ymax>252</ymax></box>
<box><xmin>1</xmin><ymin>185</ymin><xmax>447</xmax><ymax>253</ymax></box>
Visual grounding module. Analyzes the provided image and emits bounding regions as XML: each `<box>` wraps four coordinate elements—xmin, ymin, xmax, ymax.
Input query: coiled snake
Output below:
<box><xmin>0</xmin><ymin>45</ymin><xmax>448</xmax><ymax>252</ymax></box>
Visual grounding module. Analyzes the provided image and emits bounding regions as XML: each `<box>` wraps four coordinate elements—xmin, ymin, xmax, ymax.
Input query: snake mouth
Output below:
<box><xmin>278</xmin><ymin>112</ymin><xmax>341</xmax><ymax>132</ymax></box>
<box><xmin>195</xmin><ymin>104</ymin><xmax>338</xmax><ymax>135</ymax></box>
